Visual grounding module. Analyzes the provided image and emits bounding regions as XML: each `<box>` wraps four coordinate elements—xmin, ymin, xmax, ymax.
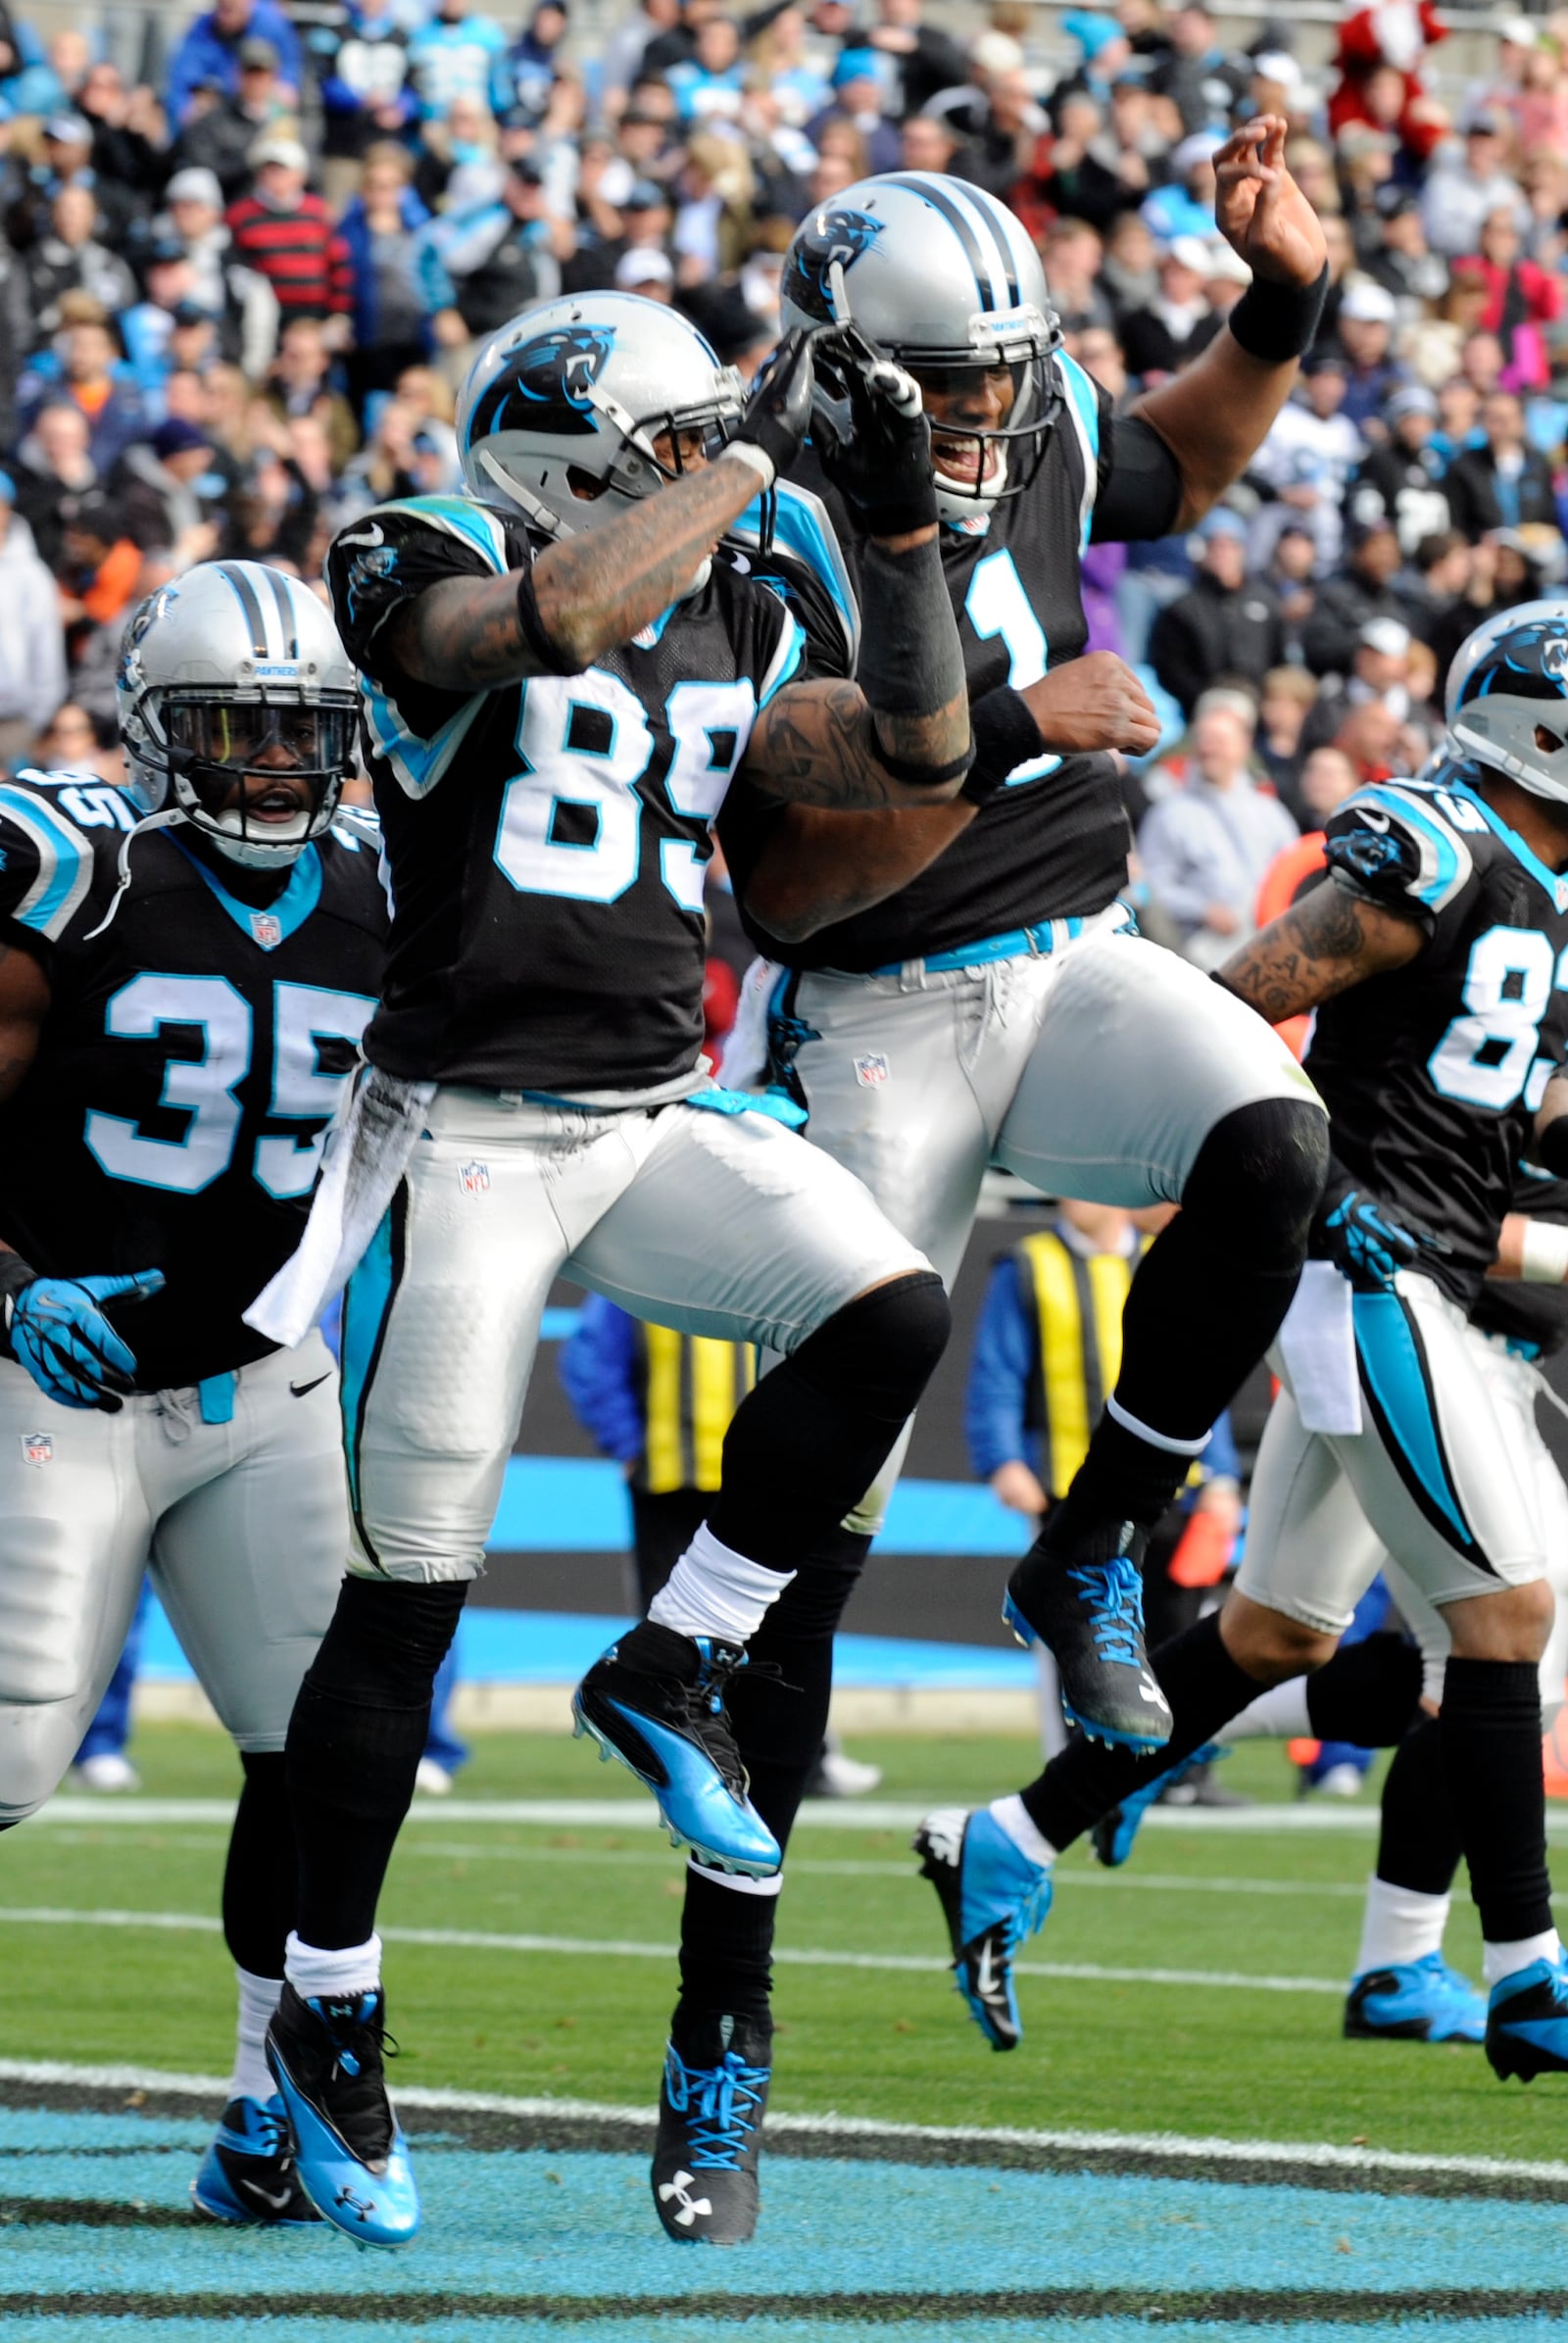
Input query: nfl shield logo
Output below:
<box><xmin>251</xmin><ymin>910</ymin><xmax>283</xmax><ymax>950</ymax></box>
<box><xmin>460</xmin><ymin>1160</ymin><xmax>491</xmax><ymax>1195</ymax></box>
<box><xmin>21</xmin><ymin>1432</ymin><xmax>52</xmax><ymax>1467</ymax></box>
<box><xmin>854</xmin><ymin>1052</ymin><xmax>890</xmax><ymax>1089</ymax></box>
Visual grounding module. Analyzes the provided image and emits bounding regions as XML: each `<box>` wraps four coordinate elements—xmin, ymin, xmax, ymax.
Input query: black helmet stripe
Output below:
<box><xmin>884</xmin><ymin>173</ymin><xmax>994</xmax><ymax>310</ymax></box>
<box><xmin>214</xmin><ymin>562</ymin><xmax>270</xmax><ymax>660</ymax></box>
<box><xmin>264</xmin><ymin>567</ymin><xmax>299</xmax><ymax>659</ymax></box>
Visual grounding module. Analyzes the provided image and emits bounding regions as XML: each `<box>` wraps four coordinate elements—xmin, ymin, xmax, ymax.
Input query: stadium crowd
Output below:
<box><xmin>0</xmin><ymin>0</ymin><xmax>1565</xmax><ymax>950</ymax></box>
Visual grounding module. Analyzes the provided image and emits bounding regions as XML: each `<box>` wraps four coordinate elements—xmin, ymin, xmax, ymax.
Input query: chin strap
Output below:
<box><xmin>83</xmin><ymin>807</ymin><xmax>186</xmax><ymax>940</ymax></box>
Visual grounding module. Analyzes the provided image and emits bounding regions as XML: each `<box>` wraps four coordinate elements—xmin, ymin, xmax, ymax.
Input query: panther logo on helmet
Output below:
<box><xmin>468</xmin><ymin>325</ymin><xmax>615</xmax><ymax>442</ymax></box>
<box><xmin>782</xmin><ymin>208</ymin><xmax>883</xmax><ymax>324</ymax></box>
<box><xmin>1459</xmin><ymin>617</ymin><xmax>1568</xmax><ymax>708</ymax></box>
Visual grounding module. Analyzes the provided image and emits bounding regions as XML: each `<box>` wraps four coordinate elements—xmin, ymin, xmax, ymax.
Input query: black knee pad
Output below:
<box><xmin>305</xmin><ymin>1576</ymin><xmax>467</xmax><ymax>1713</ymax></box>
<box><xmin>789</xmin><ymin>1270</ymin><xmax>950</xmax><ymax>1425</ymax></box>
<box><xmin>1183</xmin><ymin>1097</ymin><xmax>1328</xmax><ymax>1268</ymax></box>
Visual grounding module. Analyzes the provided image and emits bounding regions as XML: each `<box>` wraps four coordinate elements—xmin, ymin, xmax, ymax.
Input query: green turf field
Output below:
<box><xmin>6</xmin><ymin>1725</ymin><xmax>1567</xmax><ymax>2168</ymax></box>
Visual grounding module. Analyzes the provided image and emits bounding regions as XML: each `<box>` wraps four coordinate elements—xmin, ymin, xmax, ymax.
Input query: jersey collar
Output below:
<box><xmin>172</xmin><ymin>836</ymin><xmax>324</xmax><ymax>950</ymax></box>
<box><xmin>1444</xmin><ymin>774</ymin><xmax>1568</xmax><ymax>913</ymax></box>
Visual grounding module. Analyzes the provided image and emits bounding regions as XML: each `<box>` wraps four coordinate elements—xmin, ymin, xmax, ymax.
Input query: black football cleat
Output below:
<box><xmin>652</xmin><ymin>2014</ymin><xmax>772</xmax><ymax>2244</ymax></box>
<box><xmin>573</xmin><ymin>1621</ymin><xmax>780</xmax><ymax>1875</ymax></box>
<box><xmin>190</xmin><ymin>2093</ymin><xmax>320</xmax><ymax>2225</ymax></box>
<box><xmin>1004</xmin><ymin>1523</ymin><xmax>1172</xmax><ymax>1751</ymax></box>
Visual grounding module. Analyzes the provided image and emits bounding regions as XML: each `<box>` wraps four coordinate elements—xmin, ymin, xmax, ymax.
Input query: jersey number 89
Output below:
<box><xmin>1428</xmin><ymin>926</ymin><xmax>1567</xmax><ymax>1112</ymax></box>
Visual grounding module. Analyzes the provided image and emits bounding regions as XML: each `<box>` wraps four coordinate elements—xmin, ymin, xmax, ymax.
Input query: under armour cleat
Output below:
<box><xmin>266</xmin><ymin>1981</ymin><xmax>419</xmax><ymax>2246</ymax></box>
<box><xmin>572</xmin><ymin>1622</ymin><xmax>780</xmax><ymax>1877</ymax></box>
<box><xmin>652</xmin><ymin>2015</ymin><xmax>772</xmax><ymax>2245</ymax></box>
<box><xmin>1091</xmin><ymin>1745</ymin><xmax>1229</xmax><ymax>1869</ymax></box>
<box><xmin>1487</xmin><ymin>1952</ymin><xmax>1568</xmax><ymax>2081</ymax></box>
<box><xmin>1004</xmin><ymin>1527</ymin><xmax>1172</xmax><ymax>1752</ymax></box>
<box><xmin>1344</xmin><ymin>1954</ymin><xmax>1485</xmax><ymax>2044</ymax></box>
<box><xmin>913</xmin><ymin>1806</ymin><xmax>1053</xmax><ymax>2052</ymax></box>
<box><xmin>190</xmin><ymin>2093</ymin><xmax>320</xmax><ymax>2225</ymax></box>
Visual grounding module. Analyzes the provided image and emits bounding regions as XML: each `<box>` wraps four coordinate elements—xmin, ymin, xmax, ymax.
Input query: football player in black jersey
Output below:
<box><xmin>916</xmin><ymin>603</ymin><xmax>1568</xmax><ymax>2093</ymax></box>
<box><xmin>0</xmin><ymin>562</ymin><xmax>387</xmax><ymax>2226</ymax></box>
<box><xmin>246</xmin><ymin>293</ymin><xmax>977</xmax><ymax>2246</ymax></box>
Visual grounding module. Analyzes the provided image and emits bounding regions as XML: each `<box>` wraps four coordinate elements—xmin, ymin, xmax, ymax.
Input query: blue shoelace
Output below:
<box><xmin>1067</xmin><ymin>1552</ymin><xmax>1145</xmax><ymax>1667</ymax></box>
<box><xmin>664</xmin><ymin>2048</ymin><xmax>769</xmax><ymax>2170</ymax></box>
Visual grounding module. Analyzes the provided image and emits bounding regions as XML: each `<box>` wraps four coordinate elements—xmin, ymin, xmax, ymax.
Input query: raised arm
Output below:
<box><xmin>382</xmin><ymin>333</ymin><xmax>825</xmax><ymax>691</ymax></box>
<box><xmin>1126</xmin><ymin>118</ymin><xmax>1330</xmax><ymax>534</ymax></box>
<box><xmin>1215</xmin><ymin>870</ymin><xmax>1423</xmax><ymax>1025</ymax></box>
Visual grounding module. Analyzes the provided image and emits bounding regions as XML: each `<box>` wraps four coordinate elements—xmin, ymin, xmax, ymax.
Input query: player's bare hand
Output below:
<box><xmin>1213</xmin><ymin>115</ymin><xmax>1328</xmax><ymax>290</ymax></box>
<box><xmin>1019</xmin><ymin>655</ymin><xmax>1161</xmax><ymax>757</ymax></box>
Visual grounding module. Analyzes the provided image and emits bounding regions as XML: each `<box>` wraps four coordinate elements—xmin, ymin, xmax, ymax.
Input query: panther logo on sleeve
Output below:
<box><xmin>466</xmin><ymin>326</ymin><xmax>616</xmax><ymax>442</ymax></box>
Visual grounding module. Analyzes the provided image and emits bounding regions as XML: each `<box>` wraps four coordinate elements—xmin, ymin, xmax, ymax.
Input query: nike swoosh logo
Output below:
<box><xmin>238</xmin><ymin>2178</ymin><xmax>294</xmax><ymax>2211</ymax></box>
<box><xmin>973</xmin><ymin>1942</ymin><xmax>999</xmax><ymax>2001</ymax></box>
<box><xmin>340</xmin><ymin>523</ymin><xmax>385</xmax><ymax>548</ymax></box>
<box><xmin>1359</xmin><ymin>808</ymin><xmax>1392</xmax><ymax>832</ymax></box>
<box><xmin>290</xmin><ymin>1373</ymin><xmax>330</xmax><ymax>1398</ymax></box>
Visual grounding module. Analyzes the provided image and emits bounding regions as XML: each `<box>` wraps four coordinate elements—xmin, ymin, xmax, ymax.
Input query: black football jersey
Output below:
<box><xmin>721</xmin><ymin>352</ymin><xmax>1128</xmax><ymax>973</ymax></box>
<box><xmin>1306</xmin><ymin>758</ymin><xmax>1568</xmax><ymax>1309</ymax></box>
<box><xmin>326</xmin><ymin>491</ymin><xmax>813</xmax><ymax>1098</ymax></box>
<box><xmin>0</xmin><ymin>773</ymin><xmax>388</xmax><ymax>1390</ymax></box>
<box><xmin>1472</xmin><ymin>1168</ymin><xmax>1568</xmax><ymax>1356</ymax></box>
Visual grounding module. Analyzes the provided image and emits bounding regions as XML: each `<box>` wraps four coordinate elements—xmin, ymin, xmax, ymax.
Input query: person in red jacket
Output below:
<box><xmin>1328</xmin><ymin>0</ymin><xmax>1447</xmax><ymax>166</ymax></box>
<box><xmin>224</xmin><ymin>136</ymin><xmax>353</xmax><ymax>325</ymax></box>
<box><xmin>1455</xmin><ymin>216</ymin><xmax>1564</xmax><ymax>390</ymax></box>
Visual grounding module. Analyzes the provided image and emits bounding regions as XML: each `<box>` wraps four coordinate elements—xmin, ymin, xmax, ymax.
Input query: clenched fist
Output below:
<box><xmin>1020</xmin><ymin>654</ymin><xmax>1161</xmax><ymax>758</ymax></box>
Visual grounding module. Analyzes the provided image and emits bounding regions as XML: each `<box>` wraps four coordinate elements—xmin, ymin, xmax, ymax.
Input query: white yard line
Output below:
<box><xmin>3</xmin><ymin>2053</ymin><xmax>1567</xmax><ymax>2194</ymax></box>
<box><xmin>0</xmin><ymin>1903</ymin><xmax>1342</xmax><ymax>1993</ymax></box>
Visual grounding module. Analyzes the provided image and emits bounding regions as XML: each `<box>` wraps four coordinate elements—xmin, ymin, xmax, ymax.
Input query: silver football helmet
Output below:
<box><xmin>780</xmin><ymin>171</ymin><xmax>1060</xmax><ymax>523</ymax></box>
<box><xmin>458</xmin><ymin>292</ymin><xmax>747</xmax><ymax>539</ymax></box>
<box><xmin>118</xmin><ymin>561</ymin><xmax>359</xmax><ymax>866</ymax></box>
<box><xmin>1446</xmin><ymin>598</ymin><xmax>1568</xmax><ymax>805</ymax></box>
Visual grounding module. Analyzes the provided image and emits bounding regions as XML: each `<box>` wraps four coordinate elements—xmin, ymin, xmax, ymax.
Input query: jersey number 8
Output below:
<box><xmin>1428</xmin><ymin>925</ymin><xmax>1567</xmax><ymax>1113</ymax></box>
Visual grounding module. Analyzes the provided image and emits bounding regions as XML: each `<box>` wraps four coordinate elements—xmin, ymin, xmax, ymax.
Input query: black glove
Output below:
<box><xmin>813</xmin><ymin>325</ymin><xmax>939</xmax><ymax>538</ymax></box>
<box><xmin>730</xmin><ymin>326</ymin><xmax>821</xmax><ymax>485</ymax></box>
<box><xmin>1311</xmin><ymin>1183</ymin><xmax>1449</xmax><ymax>1295</ymax></box>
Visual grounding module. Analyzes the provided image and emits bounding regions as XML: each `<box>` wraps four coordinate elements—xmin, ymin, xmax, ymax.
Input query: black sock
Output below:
<box><xmin>1439</xmin><ymin>1656</ymin><xmax>1551</xmax><ymax>1943</ymax></box>
<box><xmin>674</xmin><ymin>1527</ymin><xmax>871</xmax><ymax>2037</ymax></box>
<box><xmin>1304</xmin><ymin>1635</ymin><xmax>1425</xmax><ymax>1746</ymax></box>
<box><xmin>287</xmin><ymin>1577</ymin><xmax>466</xmax><ymax>1950</ymax></box>
<box><xmin>1376</xmin><ymin>1715</ymin><xmax>1461</xmax><ymax>1896</ymax></box>
<box><xmin>707</xmin><ymin>1273</ymin><xmax>948</xmax><ymax>1573</ymax></box>
<box><xmin>221</xmin><ymin>1751</ymin><xmax>296</xmax><ymax>1977</ymax></box>
<box><xmin>1021</xmin><ymin>1612</ymin><xmax>1261</xmax><ymax>1850</ymax></box>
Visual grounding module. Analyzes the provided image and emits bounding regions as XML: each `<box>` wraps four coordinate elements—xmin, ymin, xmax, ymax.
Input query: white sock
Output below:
<box><xmin>1353</xmin><ymin>1878</ymin><xmax>1449</xmax><ymax>1977</ymax></box>
<box><xmin>988</xmin><ymin>1792</ymin><xmax>1057</xmax><ymax>1870</ymax></box>
<box><xmin>1227</xmin><ymin>1678</ymin><xmax>1313</xmax><ymax>1743</ymax></box>
<box><xmin>283</xmin><ymin>1930</ymin><xmax>383</xmax><ymax>1999</ymax></box>
<box><xmin>1483</xmin><ymin>1927</ymin><xmax>1561</xmax><ymax>1987</ymax></box>
<box><xmin>647</xmin><ymin>1522</ymin><xmax>794</xmax><ymax>1644</ymax></box>
<box><xmin>229</xmin><ymin>1967</ymin><xmax>282</xmax><ymax>2104</ymax></box>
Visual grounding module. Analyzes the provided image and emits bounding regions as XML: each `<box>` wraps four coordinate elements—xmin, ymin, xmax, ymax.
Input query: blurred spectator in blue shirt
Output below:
<box><xmin>167</xmin><ymin>0</ymin><xmax>302</xmax><ymax>126</ymax></box>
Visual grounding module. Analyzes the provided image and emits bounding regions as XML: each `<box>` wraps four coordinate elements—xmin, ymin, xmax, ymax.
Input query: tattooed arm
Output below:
<box><xmin>740</xmin><ymin>674</ymin><xmax>971</xmax><ymax>809</ymax></box>
<box><xmin>736</xmin><ymin>801</ymin><xmax>976</xmax><ymax>940</ymax></box>
<box><xmin>1215</xmin><ymin>872</ymin><xmax>1424</xmax><ymax>1022</ymax></box>
<box><xmin>0</xmin><ymin>936</ymin><xmax>49</xmax><ymax>1104</ymax></box>
<box><xmin>383</xmin><ymin>457</ymin><xmax>761</xmax><ymax>691</ymax></box>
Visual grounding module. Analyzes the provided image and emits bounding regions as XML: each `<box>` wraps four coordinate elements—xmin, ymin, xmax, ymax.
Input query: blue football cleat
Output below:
<box><xmin>913</xmin><ymin>1806</ymin><xmax>1053</xmax><ymax>2051</ymax></box>
<box><xmin>573</xmin><ymin>1621</ymin><xmax>780</xmax><ymax>1877</ymax></box>
<box><xmin>652</xmin><ymin>2015</ymin><xmax>772</xmax><ymax>2244</ymax></box>
<box><xmin>1004</xmin><ymin>1529</ymin><xmax>1172</xmax><ymax>1752</ymax></box>
<box><xmin>1487</xmin><ymin>1951</ymin><xmax>1568</xmax><ymax>2081</ymax></box>
<box><xmin>266</xmin><ymin>1981</ymin><xmax>419</xmax><ymax>2247</ymax></box>
<box><xmin>190</xmin><ymin>2093</ymin><xmax>320</xmax><ymax>2225</ymax></box>
<box><xmin>1091</xmin><ymin>1744</ymin><xmax>1230</xmax><ymax>1869</ymax></box>
<box><xmin>1344</xmin><ymin>1954</ymin><xmax>1486</xmax><ymax>2044</ymax></box>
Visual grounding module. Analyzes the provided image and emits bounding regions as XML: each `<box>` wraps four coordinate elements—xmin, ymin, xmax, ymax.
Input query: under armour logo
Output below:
<box><xmin>921</xmin><ymin>1808</ymin><xmax>966</xmax><ymax>1867</ymax></box>
<box><xmin>333</xmin><ymin>2185</ymin><xmax>375</xmax><ymax>2221</ymax></box>
<box><xmin>657</xmin><ymin>2170</ymin><xmax>712</xmax><ymax>2227</ymax></box>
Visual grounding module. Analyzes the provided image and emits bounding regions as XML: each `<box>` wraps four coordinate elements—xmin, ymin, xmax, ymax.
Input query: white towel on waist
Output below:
<box><xmin>715</xmin><ymin>955</ymin><xmax>782</xmax><ymax>1091</ymax></box>
<box><xmin>245</xmin><ymin>1066</ymin><xmax>436</xmax><ymax>1347</ymax></box>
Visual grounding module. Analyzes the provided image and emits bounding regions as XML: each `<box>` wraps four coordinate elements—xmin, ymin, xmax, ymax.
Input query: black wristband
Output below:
<box><xmin>1227</xmin><ymin>264</ymin><xmax>1330</xmax><ymax>366</ymax></box>
<box><xmin>515</xmin><ymin>564</ymin><xmax>586</xmax><ymax>679</ymax></box>
<box><xmin>961</xmin><ymin>686</ymin><xmax>1045</xmax><ymax>805</ymax></box>
<box><xmin>0</xmin><ymin>1250</ymin><xmax>36</xmax><ymax>1359</ymax></box>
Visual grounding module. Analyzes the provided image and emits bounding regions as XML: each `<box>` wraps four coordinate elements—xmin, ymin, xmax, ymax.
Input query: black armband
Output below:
<box><xmin>858</xmin><ymin>531</ymin><xmax>966</xmax><ymax>731</ymax></box>
<box><xmin>1537</xmin><ymin>1114</ymin><xmax>1568</xmax><ymax>1180</ymax></box>
<box><xmin>961</xmin><ymin>686</ymin><xmax>1045</xmax><ymax>805</ymax></box>
<box><xmin>514</xmin><ymin>563</ymin><xmax>585</xmax><ymax>679</ymax></box>
<box><xmin>1227</xmin><ymin>264</ymin><xmax>1330</xmax><ymax>366</ymax></box>
<box><xmin>0</xmin><ymin>1250</ymin><xmax>37</xmax><ymax>1358</ymax></box>
<box><xmin>875</xmin><ymin>737</ymin><xmax>976</xmax><ymax>789</ymax></box>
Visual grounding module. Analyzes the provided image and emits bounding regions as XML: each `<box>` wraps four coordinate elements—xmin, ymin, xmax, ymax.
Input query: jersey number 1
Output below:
<box><xmin>964</xmin><ymin>551</ymin><xmax>1061</xmax><ymax>787</ymax></box>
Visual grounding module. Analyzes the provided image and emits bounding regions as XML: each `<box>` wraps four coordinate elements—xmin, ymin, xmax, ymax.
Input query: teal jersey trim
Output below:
<box><xmin>0</xmin><ymin>784</ymin><xmax>93</xmax><ymax>939</ymax></box>
<box><xmin>1352</xmin><ymin>1290</ymin><xmax>1471</xmax><ymax>1544</ymax></box>
<box><xmin>1446</xmin><ymin>775</ymin><xmax>1568</xmax><ymax>908</ymax></box>
<box><xmin>172</xmin><ymin>839</ymin><xmax>323</xmax><ymax>949</ymax></box>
